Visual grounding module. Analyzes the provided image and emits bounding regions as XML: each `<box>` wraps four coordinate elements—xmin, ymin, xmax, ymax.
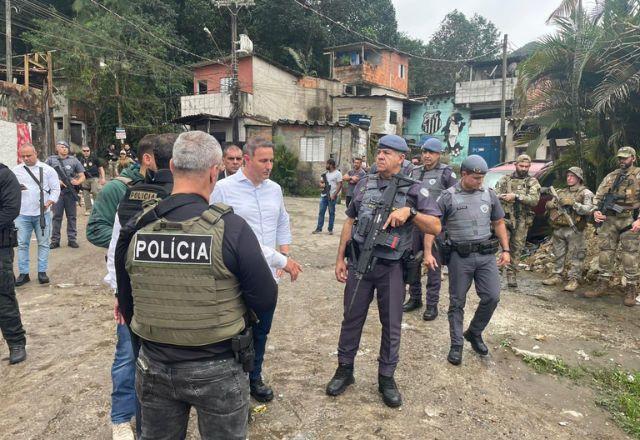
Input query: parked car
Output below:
<box><xmin>484</xmin><ymin>160</ymin><xmax>554</xmax><ymax>240</ymax></box>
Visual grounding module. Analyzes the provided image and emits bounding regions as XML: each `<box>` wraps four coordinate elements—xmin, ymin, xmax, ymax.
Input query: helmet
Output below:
<box><xmin>566</xmin><ymin>166</ymin><xmax>584</xmax><ymax>182</ymax></box>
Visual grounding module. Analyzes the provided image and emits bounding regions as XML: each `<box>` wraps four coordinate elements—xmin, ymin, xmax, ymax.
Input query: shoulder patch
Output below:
<box><xmin>133</xmin><ymin>233</ymin><xmax>212</xmax><ymax>265</ymax></box>
<box><xmin>420</xmin><ymin>188</ymin><xmax>430</xmax><ymax>198</ymax></box>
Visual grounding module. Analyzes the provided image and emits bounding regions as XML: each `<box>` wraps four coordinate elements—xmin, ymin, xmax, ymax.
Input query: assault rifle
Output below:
<box><xmin>53</xmin><ymin>163</ymin><xmax>80</xmax><ymax>203</ymax></box>
<box><xmin>595</xmin><ymin>172</ymin><xmax>627</xmax><ymax>230</ymax></box>
<box><xmin>347</xmin><ymin>173</ymin><xmax>419</xmax><ymax>315</ymax></box>
<box><xmin>548</xmin><ymin>186</ymin><xmax>578</xmax><ymax>233</ymax></box>
<box><xmin>321</xmin><ymin>172</ymin><xmax>330</xmax><ymax>197</ymax></box>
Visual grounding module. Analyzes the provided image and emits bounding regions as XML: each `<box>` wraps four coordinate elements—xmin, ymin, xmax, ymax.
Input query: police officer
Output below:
<box><xmin>586</xmin><ymin>146</ymin><xmax>640</xmax><ymax>307</ymax></box>
<box><xmin>78</xmin><ymin>145</ymin><xmax>105</xmax><ymax>215</ymax></box>
<box><xmin>0</xmin><ymin>161</ymin><xmax>27</xmax><ymax>364</ymax></box>
<box><xmin>542</xmin><ymin>167</ymin><xmax>594</xmax><ymax>292</ymax></box>
<box><xmin>495</xmin><ymin>154</ymin><xmax>541</xmax><ymax>288</ymax></box>
<box><xmin>326</xmin><ymin>134</ymin><xmax>441</xmax><ymax>408</ymax></box>
<box><xmin>404</xmin><ymin>138</ymin><xmax>457</xmax><ymax>320</ymax></box>
<box><xmin>115</xmin><ymin>131</ymin><xmax>277</xmax><ymax>439</ymax></box>
<box><xmin>426</xmin><ymin>155</ymin><xmax>510</xmax><ymax>365</ymax></box>
<box><xmin>46</xmin><ymin>140</ymin><xmax>86</xmax><ymax>249</ymax></box>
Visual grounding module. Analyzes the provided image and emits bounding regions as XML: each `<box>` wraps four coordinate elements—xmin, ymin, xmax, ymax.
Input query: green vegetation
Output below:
<box><xmin>519</xmin><ymin>354</ymin><xmax>640</xmax><ymax>437</ymax></box>
<box><xmin>271</xmin><ymin>143</ymin><xmax>299</xmax><ymax>195</ymax></box>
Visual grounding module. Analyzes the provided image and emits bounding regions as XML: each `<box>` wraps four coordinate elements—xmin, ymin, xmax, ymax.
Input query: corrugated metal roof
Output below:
<box><xmin>275</xmin><ymin>119</ymin><xmax>368</xmax><ymax>129</ymax></box>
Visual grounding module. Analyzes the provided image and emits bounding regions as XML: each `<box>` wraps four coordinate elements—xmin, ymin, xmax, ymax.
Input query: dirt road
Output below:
<box><xmin>0</xmin><ymin>197</ymin><xmax>637</xmax><ymax>439</ymax></box>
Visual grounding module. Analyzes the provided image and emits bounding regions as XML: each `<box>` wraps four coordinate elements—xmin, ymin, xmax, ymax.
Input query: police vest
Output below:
<box><xmin>445</xmin><ymin>186</ymin><xmax>493</xmax><ymax>243</ymax></box>
<box><xmin>411</xmin><ymin>163</ymin><xmax>451</xmax><ymax>199</ymax></box>
<box><xmin>352</xmin><ymin>175</ymin><xmax>413</xmax><ymax>261</ymax></box>
<box><xmin>118</xmin><ymin>182</ymin><xmax>173</xmax><ymax>227</ymax></box>
<box><xmin>125</xmin><ymin>202</ymin><xmax>246</xmax><ymax>346</ymax></box>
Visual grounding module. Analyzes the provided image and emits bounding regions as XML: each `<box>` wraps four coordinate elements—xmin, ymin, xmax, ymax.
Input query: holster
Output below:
<box><xmin>0</xmin><ymin>227</ymin><xmax>18</xmax><ymax>248</ymax></box>
<box><xmin>436</xmin><ymin>237</ymin><xmax>452</xmax><ymax>265</ymax></box>
<box><xmin>402</xmin><ymin>250</ymin><xmax>423</xmax><ymax>284</ymax></box>
<box><xmin>345</xmin><ymin>239</ymin><xmax>360</xmax><ymax>265</ymax></box>
<box><xmin>231</xmin><ymin>327</ymin><xmax>255</xmax><ymax>373</ymax></box>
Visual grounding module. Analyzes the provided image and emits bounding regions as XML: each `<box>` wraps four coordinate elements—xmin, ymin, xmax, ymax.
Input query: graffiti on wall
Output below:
<box><xmin>421</xmin><ymin>110</ymin><xmax>441</xmax><ymax>135</ymax></box>
<box><xmin>442</xmin><ymin>112</ymin><xmax>466</xmax><ymax>157</ymax></box>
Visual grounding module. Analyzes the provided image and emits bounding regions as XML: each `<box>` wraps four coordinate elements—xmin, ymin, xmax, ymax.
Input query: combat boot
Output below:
<box><xmin>584</xmin><ymin>281</ymin><xmax>609</xmax><ymax>298</ymax></box>
<box><xmin>623</xmin><ymin>285</ymin><xmax>637</xmax><ymax>307</ymax></box>
<box><xmin>542</xmin><ymin>274</ymin><xmax>562</xmax><ymax>286</ymax></box>
<box><xmin>8</xmin><ymin>345</ymin><xmax>26</xmax><ymax>365</ymax></box>
<box><xmin>447</xmin><ymin>345</ymin><xmax>463</xmax><ymax>366</ymax></box>
<box><xmin>422</xmin><ymin>305</ymin><xmax>438</xmax><ymax>321</ymax></box>
<box><xmin>563</xmin><ymin>279</ymin><xmax>579</xmax><ymax>292</ymax></box>
<box><xmin>402</xmin><ymin>297</ymin><xmax>422</xmax><ymax>312</ymax></box>
<box><xmin>326</xmin><ymin>363</ymin><xmax>354</xmax><ymax>396</ymax></box>
<box><xmin>463</xmin><ymin>330</ymin><xmax>489</xmax><ymax>356</ymax></box>
<box><xmin>506</xmin><ymin>272</ymin><xmax>518</xmax><ymax>288</ymax></box>
<box><xmin>378</xmin><ymin>374</ymin><xmax>402</xmax><ymax>408</ymax></box>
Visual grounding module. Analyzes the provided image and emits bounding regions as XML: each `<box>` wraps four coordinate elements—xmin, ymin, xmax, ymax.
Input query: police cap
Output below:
<box><xmin>56</xmin><ymin>140</ymin><xmax>70</xmax><ymax>148</ymax></box>
<box><xmin>461</xmin><ymin>155</ymin><xmax>489</xmax><ymax>175</ymax></box>
<box><xmin>378</xmin><ymin>135</ymin><xmax>409</xmax><ymax>153</ymax></box>
<box><xmin>566</xmin><ymin>166</ymin><xmax>584</xmax><ymax>182</ymax></box>
<box><xmin>616</xmin><ymin>146</ymin><xmax>636</xmax><ymax>158</ymax></box>
<box><xmin>516</xmin><ymin>153</ymin><xmax>532</xmax><ymax>163</ymax></box>
<box><xmin>420</xmin><ymin>137</ymin><xmax>443</xmax><ymax>153</ymax></box>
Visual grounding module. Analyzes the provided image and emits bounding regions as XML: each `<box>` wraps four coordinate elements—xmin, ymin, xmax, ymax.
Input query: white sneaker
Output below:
<box><xmin>112</xmin><ymin>423</ymin><xmax>134</xmax><ymax>440</ymax></box>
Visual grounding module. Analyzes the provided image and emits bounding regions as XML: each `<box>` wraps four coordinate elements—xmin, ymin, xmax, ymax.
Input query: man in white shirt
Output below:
<box><xmin>313</xmin><ymin>158</ymin><xmax>342</xmax><ymax>235</ymax></box>
<box><xmin>211</xmin><ymin>136</ymin><xmax>302</xmax><ymax>403</ymax></box>
<box><xmin>12</xmin><ymin>144</ymin><xmax>60</xmax><ymax>285</ymax></box>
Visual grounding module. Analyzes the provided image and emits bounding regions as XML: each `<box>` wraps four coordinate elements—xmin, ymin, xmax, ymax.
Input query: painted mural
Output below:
<box><xmin>404</xmin><ymin>95</ymin><xmax>470</xmax><ymax>166</ymax></box>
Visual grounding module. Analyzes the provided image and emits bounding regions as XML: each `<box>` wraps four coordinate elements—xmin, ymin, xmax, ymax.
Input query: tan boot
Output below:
<box><xmin>584</xmin><ymin>281</ymin><xmax>607</xmax><ymax>298</ymax></box>
<box><xmin>623</xmin><ymin>285</ymin><xmax>637</xmax><ymax>307</ymax></box>
<box><xmin>543</xmin><ymin>274</ymin><xmax>563</xmax><ymax>286</ymax></box>
<box><xmin>563</xmin><ymin>279</ymin><xmax>579</xmax><ymax>292</ymax></box>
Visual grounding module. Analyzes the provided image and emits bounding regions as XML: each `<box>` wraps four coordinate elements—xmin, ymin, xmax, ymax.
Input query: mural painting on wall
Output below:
<box><xmin>422</xmin><ymin>109</ymin><xmax>466</xmax><ymax>157</ymax></box>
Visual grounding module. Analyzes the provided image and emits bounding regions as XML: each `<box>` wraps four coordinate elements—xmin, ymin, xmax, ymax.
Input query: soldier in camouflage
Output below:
<box><xmin>494</xmin><ymin>154</ymin><xmax>541</xmax><ymax>288</ymax></box>
<box><xmin>586</xmin><ymin>146</ymin><xmax>640</xmax><ymax>307</ymax></box>
<box><xmin>542</xmin><ymin>167</ymin><xmax>594</xmax><ymax>292</ymax></box>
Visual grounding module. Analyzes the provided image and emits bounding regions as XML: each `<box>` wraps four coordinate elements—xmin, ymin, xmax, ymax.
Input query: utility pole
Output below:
<box><xmin>5</xmin><ymin>0</ymin><xmax>12</xmax><ymax>82</ymax></box>
<box><xmin>213</xmin><ymin>0</ymin><xmax>254</xmax><ymax>144</ymax></box>
<box><xmin>499</xmin><ymin>33</ymin><xmax>508</xmax><ymax>162</ymax></box>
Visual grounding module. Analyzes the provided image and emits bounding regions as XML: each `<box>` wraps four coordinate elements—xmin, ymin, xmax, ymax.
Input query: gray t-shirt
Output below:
<box><xmin>322</xmin><ymin>169</ymin><xmax>343</xmax><ymax>198</ymax></box>
<box><xmin>46</xmin><ymin>155</ymin><xmax>85</xmax><ymax>181</ymax></box>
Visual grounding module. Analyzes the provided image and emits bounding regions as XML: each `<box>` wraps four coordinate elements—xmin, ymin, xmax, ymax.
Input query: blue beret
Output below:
<box><xmin>378</xmin><ymin>135</ymin><xmax>409</xmax><ymax>153</ymax></box>
<box><xmin>461</xmin><ymin>155</ymin><xmax>488</xmax><ymax>174</ymax></box>
<box><xmin>421</xmin><ymin>137</ymin><xmax>443</xmax><ymax>153</ymax></box>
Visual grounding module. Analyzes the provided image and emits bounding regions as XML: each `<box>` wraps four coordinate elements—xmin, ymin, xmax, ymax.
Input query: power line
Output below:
<box><xmin>290</xmin><ymin>0</ymin><xmax>500</xmax><ymax>63</ymax></box>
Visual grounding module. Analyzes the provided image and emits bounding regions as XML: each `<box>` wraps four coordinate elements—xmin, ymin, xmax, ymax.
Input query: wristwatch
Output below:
<box><xmin>407</xmin><ymin>207</ymin><xmax>418</xmax><ymax>222</ymax></box>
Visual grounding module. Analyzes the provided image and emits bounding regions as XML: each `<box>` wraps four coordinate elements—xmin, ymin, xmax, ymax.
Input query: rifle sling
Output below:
<box><xmin>23</xmin><ymin>165</ymin><xmax>51</xmax><ymax>194</ymax></box>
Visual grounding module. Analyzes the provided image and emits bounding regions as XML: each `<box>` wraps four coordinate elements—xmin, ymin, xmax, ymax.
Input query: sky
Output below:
<box><xmin>392</xmin><ymin>0</ymin><xmax>566</xmax><ymax>50</ymax></box>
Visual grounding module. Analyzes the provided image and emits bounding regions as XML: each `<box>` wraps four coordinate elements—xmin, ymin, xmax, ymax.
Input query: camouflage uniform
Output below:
<box><xmin>543</xmin><ymin>169</ymin><xmax>594</xmax><ymax>291</ymax></box>
<box><xmin>495</xmin><ymin>160</ymin><xmax>541</xmax><ymax>287</ymax></box>
<box><xmin>587</xmin><ymin>147</ymin><xmax>640</xmax><ymax>306</ymax></box>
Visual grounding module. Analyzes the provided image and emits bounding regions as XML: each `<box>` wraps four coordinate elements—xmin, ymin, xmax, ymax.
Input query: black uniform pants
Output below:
<box><xmin>0</xmin><ymin>248</ymin><xmax>26</xmax><ymax>347</ymax></box>
<box><xmin>52</xmin><ymin>190</ymin><xmax>78</xmax><ymax>244</ymax></box>
<box><xmin>337</xmin><ymin>261</ymin><xmax>404</xmax><ymax>376</ymax></box>
<box><xmin>447</xmin><ymin>251</ymin><xmax>500</xmax><ymax>347</ymax></box>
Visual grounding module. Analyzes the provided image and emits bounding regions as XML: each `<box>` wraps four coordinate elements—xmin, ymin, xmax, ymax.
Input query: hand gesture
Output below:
<box><xmin>282</xmin><ymin>257</ymin><xmax>303</xmax><ymax>282</ymax></box>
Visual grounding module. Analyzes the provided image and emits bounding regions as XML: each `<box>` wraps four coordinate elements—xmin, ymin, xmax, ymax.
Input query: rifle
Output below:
<box><xmin>548</xmin><ymin>186</ymin><xmax>578</xmax><ymax>233</ymax></box>
<box><xmin>595</xmin><ymin>172</ymin><xmax>627</xmax><ymax>230</ymax></box>
<box><xmin>347</xmin><ymin>173</ymin><xmax>419</xmax><ymax>315</ymax></box>
<box><xmin>53</xmin><ymin>162</ymin><xmax>80</xmax><ymax>203</ymax></box>
<box><xmin>321</xmin><ymin>172</ymin><xmax>330</xmax><ymax>197</ymax></box>
<box><xmin>24</xmin><ymin>165</ymin><xmax>47</xmax><ymax>234</ymax></box>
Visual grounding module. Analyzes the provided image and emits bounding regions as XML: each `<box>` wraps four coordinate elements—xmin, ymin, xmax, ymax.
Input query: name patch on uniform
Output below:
<box><xmin>129</xmin><ymin>191</ymin><xmax>158</xmax><ymax>201</ymax></box>
<box><xmin>133</xmin><ymin>233</ymin><xmax>212</xmax><ymax>265</ymax></box>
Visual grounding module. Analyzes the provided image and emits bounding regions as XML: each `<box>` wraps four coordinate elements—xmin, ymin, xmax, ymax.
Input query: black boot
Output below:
<box><xmin>422</xmin><ymin>305</ymin><xmax>438</xmax><ymax>321</ymax></box>
<box><xmin>38</xmin><ymin>272</ymin><xmax>50</xmax><ymax>284</ymax></box>
<box><xmin>9</xmin><ymin>345</ymin><xmax>26</xmax><ymax>365</ymax></box>
<box><xmin>68</xmin><ymin>241</ymin><xmax>79</xmax><ymax>249</ymax></box>
<box><xmin>250</xmin><ymin>377</ymin><xmax>274</xmax><ymax>402</ymax></box>
<box><xmin>15</xmin><ymin>274</ymin><xmax>30</xmax><ymax>287</ymax></box>
<box><xmin>447</xmin><ymin>345</ymin><xmax>463</xmax><ymax>365</ymax></box>
<box><xmin>50</xmin><ymin>242</ymin><xmax>59</xmax><ymax>249</ymax></box>
<box><xmin>326</xmin><ymin>363</ymin><xmax>354</xmax><ymax>396</ymax></box>
<box><xmin>378</xmin><ymin>374</ymin><xmax>402</xmax><ymax>408</ymax></box>
<box><xmin>402</xmin><ymin>298</ymin><xmax>422</xmax><ymax>313</ymax></box>
<box><xmin>463</xmin><ymin>330</ymin><xmax>489</xmax><ymax>355</ymax></box>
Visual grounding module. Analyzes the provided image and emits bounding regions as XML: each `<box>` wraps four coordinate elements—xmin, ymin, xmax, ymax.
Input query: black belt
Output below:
<box><xmin>452</xmin><ymin>238</ymin><xmax>499</xmax><ymax>257</ymax></box>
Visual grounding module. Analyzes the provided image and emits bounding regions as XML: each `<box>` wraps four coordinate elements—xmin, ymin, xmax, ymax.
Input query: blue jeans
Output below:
<box><xmin>15</xmin><ymin>213</ymin><xmax>51</xmax><ymax>274</ymax></box>
<box><xmin>250</xmin><ymin>305</ymin><xmax>275</xmax><ymax>381</ymax></box>
<box><xmin>316</xmin><ymin>196</ymin><xmax>337</xmax><ymax>232</ymax></box>
<box><xmin>111</xmin><ymin>323</ymin><xmax>137</xmax><ymax>424</ymax></box>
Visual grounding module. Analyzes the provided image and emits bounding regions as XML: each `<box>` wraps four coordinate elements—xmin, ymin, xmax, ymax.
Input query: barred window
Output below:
<box><xmin>300</xmin><ymin>137</ymin><xmax>325</xmax><ymax>162</ymax></box>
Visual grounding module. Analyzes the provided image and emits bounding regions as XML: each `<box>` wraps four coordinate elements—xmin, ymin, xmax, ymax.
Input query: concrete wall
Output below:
<box><xmin>193</xmin><ymin>57</ymin><xmax>253</xmax><ymax>94</ymax></box>
<box><xmin>404</xmin><ymin>96</ymin><xmax>471</xmax><ymax>167</ymax></box>
<box><xmin>333</xmin><ymin>96</ymin><xmax>403</xmax><ymax>135</ymax></box>
<box><xmin>455</xmin><ymin>77</ymin><xmax>517</xmax><ymax>105</ymax></box>
<box><xmin>332</xmin><ymin>50</ymin><xmax>409</xmax><ymax>95</ymax></box>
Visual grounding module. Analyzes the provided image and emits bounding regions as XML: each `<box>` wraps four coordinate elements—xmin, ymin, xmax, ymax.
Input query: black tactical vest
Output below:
<box><xmin>118</xmin><ymin>170</ymin><xmax>173</xmax><ymax>226</ymax></box>
<box><xmin>81</xmin><ymin>157</ymin><xmax>100</xmax><ymax>178</ymax></box>
<box><xmin>445</xmin><ymin>185</ymin><xmax>493</xmax><ymax>243</ymax></box>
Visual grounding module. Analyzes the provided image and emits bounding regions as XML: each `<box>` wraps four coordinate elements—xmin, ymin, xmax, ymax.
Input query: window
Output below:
<box><xmin>389</xmin><ymin>110</ymin><xmax>398</xmax><ymax>125</ymax></box>
<box><xmin>300</xmin><ymin>137</ymin><xmax>325</xmax><ymax>162</ymax></box>
<box><xmin>197</xmin><ymin>80</ymin><xmax>207</xmax><ymax>95</ymax></box>
<box><xmin>399</xmin><ymin>64</ymin><xmax>405</xmax><ymax>79</ymax></box>
<box><xmin>56</xmin><ymin>121</ymin><xmax>63</xmax><ymax>130</ymax></box>
<box><xmin>220</xmin><ymin>77</ymin><xmax>233</xmax><ymax>94</ymax></box>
